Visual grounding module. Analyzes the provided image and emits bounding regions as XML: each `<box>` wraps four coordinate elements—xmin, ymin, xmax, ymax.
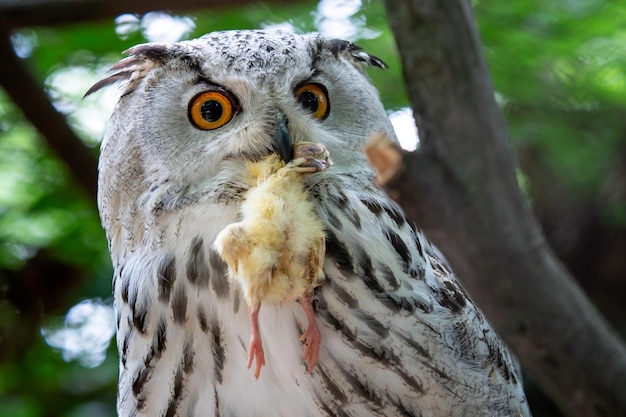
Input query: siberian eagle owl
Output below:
<box><xmin>88</xmin><ymin>30</ymin><xmax>531</xmax><ymax>417</ymax></box>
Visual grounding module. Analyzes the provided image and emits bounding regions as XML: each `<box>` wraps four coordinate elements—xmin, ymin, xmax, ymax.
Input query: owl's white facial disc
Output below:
<box><xmin>93</xmin><ymin>29</ymin><xmax>396</xmax><ymax>248</ymax></box>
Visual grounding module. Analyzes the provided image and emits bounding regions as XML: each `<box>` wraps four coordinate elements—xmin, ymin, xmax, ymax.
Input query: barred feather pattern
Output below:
<box><xmin>95</xmin><ymin>29</ymin><xmax>531</xmax><ymax>417</ymax></box>
<box><xmin>111</xmin><ymin>173</ymin><xmax>530</xmax><ymax>417</ymax></box>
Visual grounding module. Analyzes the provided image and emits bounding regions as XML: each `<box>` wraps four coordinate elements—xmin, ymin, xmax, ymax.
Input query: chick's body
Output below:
<box><xmin>227</xmin><ymin>154</ymin><xmax>326</xmax><ymax>306</ymax></box>
<box><xmin>214</xmin><ymin>145</ymin><xmax>330</xmax><ymax>379</ymax></box>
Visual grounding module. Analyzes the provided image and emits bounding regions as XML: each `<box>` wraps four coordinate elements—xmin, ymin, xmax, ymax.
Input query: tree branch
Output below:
<box><xmin>0</xmin><ymin>0</ymin><xmax>302</xmax><ymax>29</ymax></box>
<box><xmin>380</xmin><ymin>1</ymin><xmax>626</xmax><ymax>416</ymax></box>
<box><xmin>0</xmin><ymin>28</ymin><xmax>98</xmax><ymax>200</ymax></box>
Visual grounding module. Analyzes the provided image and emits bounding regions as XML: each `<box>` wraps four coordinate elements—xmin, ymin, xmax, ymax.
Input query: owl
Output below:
<box><xmin>88</xmin><ymin>30</ymin><xmax>532</xmax><ymax>417</ymax></box>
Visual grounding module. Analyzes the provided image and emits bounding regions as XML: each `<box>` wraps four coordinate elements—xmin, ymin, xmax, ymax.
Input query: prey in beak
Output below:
<box><xmin>271</xmin><ymin>115</ymin><xmax>332</xmax><ymax>172</ymax></box>
<box><xmin>215</xmin><ymin>117</ymin><xmax>331</xmax><ymax>380</ymax></box>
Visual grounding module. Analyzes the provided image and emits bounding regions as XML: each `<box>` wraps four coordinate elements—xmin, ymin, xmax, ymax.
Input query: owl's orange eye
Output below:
<box><xmin>295</xmin><ymin>83</ymin><xmax>330</xmax><ymax>120</ymax></box>
<box><xmin>189</xmin><ymin>91</ymin><xmax>236</xmax><ymax>130</ymax></box>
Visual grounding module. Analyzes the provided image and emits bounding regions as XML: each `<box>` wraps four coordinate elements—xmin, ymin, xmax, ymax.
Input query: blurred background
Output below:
<box><xmin>0</xmin><ymin>0</ymin><xmax>624</xmax><ymax>416</ymax></box>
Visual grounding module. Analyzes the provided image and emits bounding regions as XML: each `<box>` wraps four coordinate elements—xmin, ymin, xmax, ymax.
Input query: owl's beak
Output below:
<box><xmin>272</xmin><ymin>117</ymin><xmax>293</xmax><ymax>163</ymax></box>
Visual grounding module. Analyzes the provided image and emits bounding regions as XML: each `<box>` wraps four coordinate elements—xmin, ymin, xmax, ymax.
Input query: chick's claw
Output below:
<box><xmin>247</xmin><ymin>306</ymin><xmax>266</xmax><ymax>379</ymax></box>
<box><xmin>247</xmin><ymin>336</ymin><xmax>265</xmax><ymax>380</ymax></box>
<box><xmin>301</xmin><ymin>326</ymin><xmax>321</xmax><ymax>373</ymax></box>
<box><xmin>300</xmin><ymin>296</ymin><xmax>321</xmax><ymax>373</ymax></box>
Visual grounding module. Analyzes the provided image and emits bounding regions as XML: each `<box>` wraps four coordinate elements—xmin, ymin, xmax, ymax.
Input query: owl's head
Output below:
<box><xmin>90</xmin><ymin>30</ymin><xmax>396</xmax><ymax>243</ymax></box>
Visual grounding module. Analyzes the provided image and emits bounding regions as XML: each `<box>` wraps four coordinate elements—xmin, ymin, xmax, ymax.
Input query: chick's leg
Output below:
<box><xmin>247</xmin><ymin>304</ymin><xmax>265</xmax><ymax>379</ymax></box>
<box><xmin>300</xmin><ymin>295</ymin><xmax>321</xmax><ymax>373</ymax></box>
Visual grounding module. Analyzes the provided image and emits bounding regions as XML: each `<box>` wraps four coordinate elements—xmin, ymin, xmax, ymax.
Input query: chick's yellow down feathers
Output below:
<box><xmin>214</xmin><ymin>143</ymin><xmax>331</xmax><ymax>379</ymax></box>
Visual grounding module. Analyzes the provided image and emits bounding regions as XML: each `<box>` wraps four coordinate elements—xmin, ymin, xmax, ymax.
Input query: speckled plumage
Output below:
<box><xmin>91</xmin><ymin>30</ymin><xmax>531</xmax><ymax>417</ymax></box>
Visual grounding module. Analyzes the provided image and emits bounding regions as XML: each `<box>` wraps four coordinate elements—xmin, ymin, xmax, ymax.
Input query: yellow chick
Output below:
<box><xmin>214</xmin><ymin>142</ymin><xmax>331</xmax><ymax>379</ymax></box>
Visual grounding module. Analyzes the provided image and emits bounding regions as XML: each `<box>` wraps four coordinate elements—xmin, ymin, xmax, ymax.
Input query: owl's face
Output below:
<box><xmin>95</xmin><ymin>30</ymin><xmax>396</xmax><ymax>248</ymax></box>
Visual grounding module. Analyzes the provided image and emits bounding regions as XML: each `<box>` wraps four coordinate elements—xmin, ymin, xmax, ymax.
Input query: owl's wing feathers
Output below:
<box><xmin>308</xmin><ymin>173</ymin><xmax>529</xmax><ymax>416</ymax></box>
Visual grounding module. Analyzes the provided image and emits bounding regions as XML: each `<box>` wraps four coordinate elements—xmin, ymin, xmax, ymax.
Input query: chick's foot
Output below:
<box><xmin>247</xmin><ymin>305</ymin><xmax>266</xmax><ymax>379</ymax></box>
<box><xmin>299</xmin><ymin>295</ymin><xmax>321</xmax><ymax>373</ymax></box>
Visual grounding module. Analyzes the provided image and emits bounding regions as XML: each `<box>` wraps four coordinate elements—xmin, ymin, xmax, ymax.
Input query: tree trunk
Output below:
<box><xmin>380</xmin><ymin>1</ymin><xmax>626</xmax><ymax>416</ymax></box>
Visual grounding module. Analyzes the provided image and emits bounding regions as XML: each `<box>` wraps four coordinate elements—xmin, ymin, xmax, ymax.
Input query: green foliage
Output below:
<box><xmin>476</xmin><ymin>0</ymin><xmax>626</xmax><ymax>198</ymax></box>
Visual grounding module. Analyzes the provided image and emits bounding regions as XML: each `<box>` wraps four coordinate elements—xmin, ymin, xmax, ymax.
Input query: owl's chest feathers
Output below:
<box><xmin>116</xmin><ymin>208</ymin><xmax>329</xmax><ymax>416</ymax></box>
<box><xmin>145</xmin><ymin>176</ymin><xmax>247</xmax><ymax>218</ymax></box>
<box><xmin>113</xmin><ymin>171</ymin><xmax>529</xmax><ymax>417</ymax></box>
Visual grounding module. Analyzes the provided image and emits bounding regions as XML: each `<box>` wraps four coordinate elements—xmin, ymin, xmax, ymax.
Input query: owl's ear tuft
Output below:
<box><xmin>84</xmin><ymin>71</ymin><xmax>133</xmax><ymax>97</ymax></box>
<box><xmin>84</xmin><ymin>43</ymin><xmax>171</xmax><ymax>98</ymax></box>
<box><xmin>322</xmin><ymin>39</ymin><xmax>387</xmax><ymax>70</ymax></box>
<box><xmin>122</xmin><ymin>43</ymin><xmax>172</xmax><ymax>62</ymax></box>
